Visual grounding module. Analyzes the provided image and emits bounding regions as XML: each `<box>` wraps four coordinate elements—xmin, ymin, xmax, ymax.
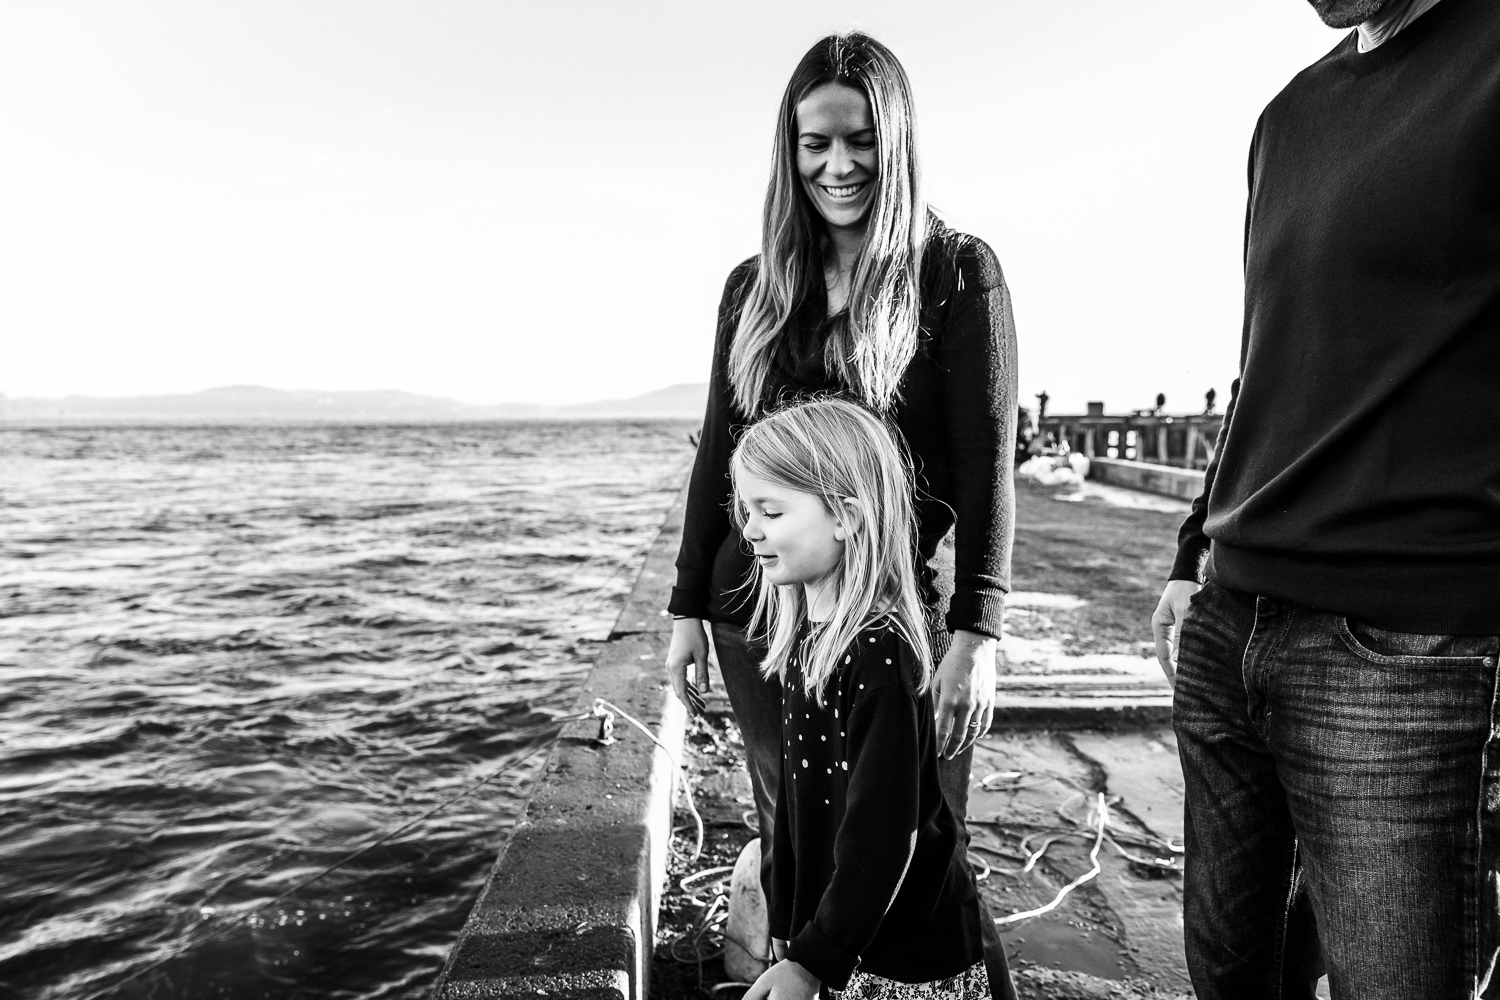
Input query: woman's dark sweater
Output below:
<box><xmin>770</xmin><ymin>622</ymin><xmax>982</xmax><ymax>988</ymax></box>
<box><xmin>668</xmin><ymin>222</ymin><xmax>1018</xmax><ymax>639</ymax></box>
<box><xmin>1171</xmin><ymin>0</ymin><xmax>1500</xmax><ymax>634</ymax></box>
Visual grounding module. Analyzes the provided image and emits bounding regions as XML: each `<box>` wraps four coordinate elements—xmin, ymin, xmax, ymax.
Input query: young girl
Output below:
<box><xmin>734</xmin><ymin>398</ymin><xmax>988</xmax><ymax>1000</ymax></box>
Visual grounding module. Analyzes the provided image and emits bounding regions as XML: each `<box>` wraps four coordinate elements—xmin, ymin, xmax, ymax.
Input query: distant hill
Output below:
<box><xmin>0</xmin><ymin>383</ymin><xmax>708</xmax><ymax>422</ymax></box>
<box><xmin>563</xmin><ymin>383</ymin><xmax>706</xmax><ymax>416</ymax></box>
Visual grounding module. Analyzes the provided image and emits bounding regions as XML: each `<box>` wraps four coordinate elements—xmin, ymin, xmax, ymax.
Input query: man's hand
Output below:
<box><xmin>744</xmin><ymin>959</ymin><xmax>820</xmax><ymax>1000</ymax></box>
<box><xmin>771</xmin><ymin>937</ymin><xmax>788</xmax><ymax>961</ymax></box>
<box><xmin>1151</xmin><ymin>580</ymin><xmax>1202</xmax><ymax>687</ymax></box>
<box><xmin>664</xmin><ymin>617</ymin><xmax>710</xmax><ymax>715</ymax></box>
<box><xmin>933</xmin><ymin>630</ymin><xmax>998</xmax><ymax>758</ymax></box>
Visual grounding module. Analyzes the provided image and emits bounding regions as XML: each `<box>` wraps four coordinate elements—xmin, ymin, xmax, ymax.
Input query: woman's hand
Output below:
<box><xmin>771</xmin><ymin>937</ymin><xmax>788</xmax><ymax>961</ymax></box>
<box><xmin>933</xmin><ymin>630</ymin><xmax>998</xmax><ymax>758</ymax></box>
<box><xmin>1150</xmin><ymin>580</ymin><xmax>1201</xmax><ymax>687</ymax></box>
<box><xmin>744</xmin><ymin>959</ymin><xmax>820</xmax><ymax>1000</ymax></box>
<box><xmin>665</xmin><ymin>617</ymin><xmax>710</xmax><ymax>715</ymax></box>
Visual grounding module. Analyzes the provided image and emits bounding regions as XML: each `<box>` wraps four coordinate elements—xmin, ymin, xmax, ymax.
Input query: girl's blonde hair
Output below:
<box><xmin>728</xmin><ymin>32</ymin><xmax>927</xmax><ymax>418</ymax></box>
<box><xmin>730</xmin><ymin>397</ymin><xmax>932</xmax><ymax>702</ymax></box>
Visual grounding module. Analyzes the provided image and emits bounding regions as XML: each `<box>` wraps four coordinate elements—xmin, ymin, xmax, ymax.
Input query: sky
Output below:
<box><xmin>0</xmin><ymin>2</ymin><xmax>1341</xmax><ymax>413</ymax></box>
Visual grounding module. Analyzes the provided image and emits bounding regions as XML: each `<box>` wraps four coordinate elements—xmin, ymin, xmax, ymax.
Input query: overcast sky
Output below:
<box><xmin>0</xmin><ymin>2</ymin><xmax>1341</xmax><ymax>412</ymax></box>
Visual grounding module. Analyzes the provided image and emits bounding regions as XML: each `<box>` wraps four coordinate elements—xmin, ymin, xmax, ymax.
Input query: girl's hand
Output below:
<box><xmin>934</xmin><ymin>630</ymin><xmax>998</xmax><ymax>758</ymax></box>
<box><xmin>664</xmin><ymin>617</ymin><xmax>710</xmax><ymax>716</ymax></box>
<box><xmin>744</xmin><ymin>959</ymin><xmax>820</xmax><ymax>1000</ymax></box>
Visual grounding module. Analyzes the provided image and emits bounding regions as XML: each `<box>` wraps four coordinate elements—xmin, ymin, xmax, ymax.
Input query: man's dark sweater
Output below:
<box><xmin>1172</xmin><ymin>0</ymin><xmax>1500</xmax><ymax>634</ymax></box>
<box><xmin>770</xmin><ymin>623</ymin><xmax>981</xmax><ymax>988</ymax></box>
<box><xmin>668</xmin><ymin>221</ymin><xmax>1018</xmax><ymax>639</ymax></box>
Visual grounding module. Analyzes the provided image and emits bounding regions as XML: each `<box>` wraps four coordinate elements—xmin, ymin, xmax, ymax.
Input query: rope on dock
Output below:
<box><xmin>594</xmin><ymin>697</ymin><xmax>705</xmax><ymax>861</ymax></box>
<box><xmin>969</xmin><ymin>768</ymin><xmax>1183</xmax><ymax>927</ymax></box>
<box><xmin>663</xmin><ymin>864</ymin><xmax>759</xmax><ymax>992</ymax></box>
<box><xmin>993</xmin><ymin>793</ymin><xmax>1109</xmax><ymax>925</ymax></box>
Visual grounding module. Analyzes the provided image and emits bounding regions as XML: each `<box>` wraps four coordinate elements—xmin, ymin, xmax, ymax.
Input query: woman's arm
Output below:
<box><xmin>665</xmin><ymin>262</ymin><xmax>755</xmax><ymax>707</ymax></box>
<box><xmin>933</xmin><ymin>239</ymin><xmax>1018</xmax><ymax>752</ymax></box>
<box><xmin>940</xmin><ymin>237</ymin><xmax>1018</xmax><ymax>640</ymax></box>
<box><xmin>667</xmin><ymin>261</ymin><xmax>755</xmax><ymax>620</ymax></box>
<box><xmin>782</xmin><ymin>685</ymin><xmax>922</xmax><ymax>990</ymax></box>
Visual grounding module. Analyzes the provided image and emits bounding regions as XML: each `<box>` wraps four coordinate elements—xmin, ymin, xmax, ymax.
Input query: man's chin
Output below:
<box><xmin>1309</xmin><ymin>0</ymin><xmax>1392</xmax><ymax>29</ymax></box>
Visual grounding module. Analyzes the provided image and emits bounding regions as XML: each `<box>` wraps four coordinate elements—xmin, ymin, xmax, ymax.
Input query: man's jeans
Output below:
<box><xmin>710</xmin><ymin>623</ymin><xmax>1017</xmax><ymax>1000</ymax></box>
<box><xmin>1174</xmin><ymin>582</ymin><xmax>1500</xmax><ymax>999</ymax></box>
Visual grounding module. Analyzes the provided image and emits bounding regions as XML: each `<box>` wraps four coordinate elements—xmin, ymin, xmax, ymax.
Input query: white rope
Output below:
<box><xmin>594</xmin><ymin>697</ymin><xmax>704</xmax><ymax>861</ymax></box>
<box><xmin>995</xmin><ymin>793</ymin><xmax>1110</xmax><ymax>925</ymax></box>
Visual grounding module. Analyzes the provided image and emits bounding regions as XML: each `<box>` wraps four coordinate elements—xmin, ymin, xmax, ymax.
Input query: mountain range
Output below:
<box><xmin>0</xmin><ymin>383</ymin><xmax>709</xmax><ymax>422</ymax></box>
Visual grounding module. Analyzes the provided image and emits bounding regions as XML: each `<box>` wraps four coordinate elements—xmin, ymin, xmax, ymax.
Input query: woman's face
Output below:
<box><xmin>794</xmin><ymin>82</ymin><xmax>878</xmax><ymax>234</ymax></box>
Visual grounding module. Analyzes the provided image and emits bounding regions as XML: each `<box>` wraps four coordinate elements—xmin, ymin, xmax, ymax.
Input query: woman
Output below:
<box><xmin>664</xmin><ymin>32</ymin><xmax>1018</xmax><ymax>997</ymax></box>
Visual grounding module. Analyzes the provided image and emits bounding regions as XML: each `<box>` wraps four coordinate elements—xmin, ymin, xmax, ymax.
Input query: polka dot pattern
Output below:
<box><xmin>779</xmin><ymin>625</ymin><xmax>913</xmax><ymax>823</ymax></box>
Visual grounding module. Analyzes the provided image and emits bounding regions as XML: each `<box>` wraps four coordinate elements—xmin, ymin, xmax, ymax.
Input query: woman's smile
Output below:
<box><xmin>820</xmin><ymin>181</ymin><xmax>869</xmax><ymax>200</ymax></box>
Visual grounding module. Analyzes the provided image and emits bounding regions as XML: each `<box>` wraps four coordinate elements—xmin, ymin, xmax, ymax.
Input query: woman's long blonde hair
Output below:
<box><xmin>730</xmin><ymin>398</ymin><xmax>932</xmax><ymax>703</ymax></box>
<box><xmin>728</xmin><ymin>32</ymin><xmax>927</xmax><ymax>418</ymax></box>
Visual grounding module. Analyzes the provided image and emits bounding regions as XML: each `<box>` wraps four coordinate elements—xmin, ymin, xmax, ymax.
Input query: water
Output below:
<box><xmin>0</xmin><ymin>421</ymin><xmax>696</xmax><ymax>999</ymax></box>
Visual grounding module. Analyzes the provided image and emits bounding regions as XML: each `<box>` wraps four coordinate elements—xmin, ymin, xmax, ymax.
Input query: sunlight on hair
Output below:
<box><xmin>728</xmin><ymin>32</ymin><xmax>927</xmax><ymax>418</ymax></box>
<box><xmin>730</xmin><ymin>397</ymin><xmax>932</xmax><ymax>703</ymax></box>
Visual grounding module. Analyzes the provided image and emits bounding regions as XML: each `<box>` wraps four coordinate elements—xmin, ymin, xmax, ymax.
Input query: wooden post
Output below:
<box><xmin>1085</xmin><ymin>428</ymin><xmax>1096</xmax><ymax>458</ymax></box>
<box><xmin>1157</xmin><ymin>427</ymin><xmax>1169</xmax><ymax>467</ymax></box>
<box><xmin>1186</xmin><ymin>426</ymin><xmax>1200</xmax><ymax>469</ymax></box>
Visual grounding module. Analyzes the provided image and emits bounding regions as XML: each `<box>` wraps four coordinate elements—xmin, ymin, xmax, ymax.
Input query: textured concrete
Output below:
<box><xmin>1087</xmin><ymin>459</ymin><xmax>1204</xmax><ymax>502</ymax></box>
<box><xmin>432</xmin><ymin>487</ymin><xmax>688</xmax><ymax>1000</ymax></box>
<box><xmin>992</xmin><ymin>697</ymin><xmax>1171</xmax><ymax>729</ymax></box>
<box><xmin>969</xmin><ymin>729</ymin><xmax>1191</xmax><ymax>995</ymax></box>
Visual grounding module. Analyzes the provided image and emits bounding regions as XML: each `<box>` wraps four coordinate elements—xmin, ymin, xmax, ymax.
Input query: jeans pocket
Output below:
<box><xmin>1336</xmin><ymin>617</ymin><xmax>1497</xmax><ymax>666</ymax></box>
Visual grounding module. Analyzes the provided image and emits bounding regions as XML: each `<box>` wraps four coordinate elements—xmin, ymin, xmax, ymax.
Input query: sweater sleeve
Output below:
<box><xmin>784</xmin><ymin>685</ymin><xmax>921</xmax><ymax>989</ymax></box>
<box><xmin>767</xmin><ymin>755</ymin><xmax>795</xmax><ymax>940</ymax></box>
<box><xmin>1171</xmin><ymin>377</ymin><xmax>1238</xmax><ymax>581</ymax></box>
<box><xmin>1171</xmin><ymin>119</ymin><xmax>1263</xmax><ymax>583</ymax></box>
<box><xmin>941</xmin><ymin>240</ymin><xmax>1018</xmax><ymax>639</ymax></box>
<box><xmin>668</xmin><ymin>262</ymin><xmax>754</xmax><ymax>618</ymax></box>
<box><xmin>1172</xmin><ymin>122</ymin><xmax>1260</xmax><ymax>585</ymax></box>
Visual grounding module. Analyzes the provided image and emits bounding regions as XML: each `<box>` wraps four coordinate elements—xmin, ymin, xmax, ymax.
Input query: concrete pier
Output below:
<box><xmin>432</xmin><ymin>487</ymin><xmax>689</xmax><ymax>1000</ymax></box>
<box><xmin>1086</xmin><ymin>458</ymin><xmax>1204</xmax><ymax>502</ymax></box>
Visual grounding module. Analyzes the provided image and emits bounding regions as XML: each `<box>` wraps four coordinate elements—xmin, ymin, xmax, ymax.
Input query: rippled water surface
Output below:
<box><xmin>0</xmin><ymin>421</ymin><xmax>696</xmax><ymax>999</ymax></box>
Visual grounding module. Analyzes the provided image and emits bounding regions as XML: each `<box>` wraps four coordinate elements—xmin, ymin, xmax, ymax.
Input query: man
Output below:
<box><xmin>1150</xmin><ymin>0</ymin><xmax>1500</xmax><ymax>996</ymax></box>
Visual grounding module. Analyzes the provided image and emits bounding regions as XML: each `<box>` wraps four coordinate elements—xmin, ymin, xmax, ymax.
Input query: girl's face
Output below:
<box><xmin>736</xmin><ymin>470</ymin><xmax>846</xmax><ymax>591</ymax></box>
<box><xmin>795</xmin><ymin>82</ymin><xmax>878</xmax><ymax>233</ymax></box>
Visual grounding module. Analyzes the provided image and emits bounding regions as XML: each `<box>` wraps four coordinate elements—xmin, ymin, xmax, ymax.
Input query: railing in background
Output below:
<box><xmin>1037</xmin><ymin>401</ymin><xmax>1222</xmax><ymax>471</ymax></box>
